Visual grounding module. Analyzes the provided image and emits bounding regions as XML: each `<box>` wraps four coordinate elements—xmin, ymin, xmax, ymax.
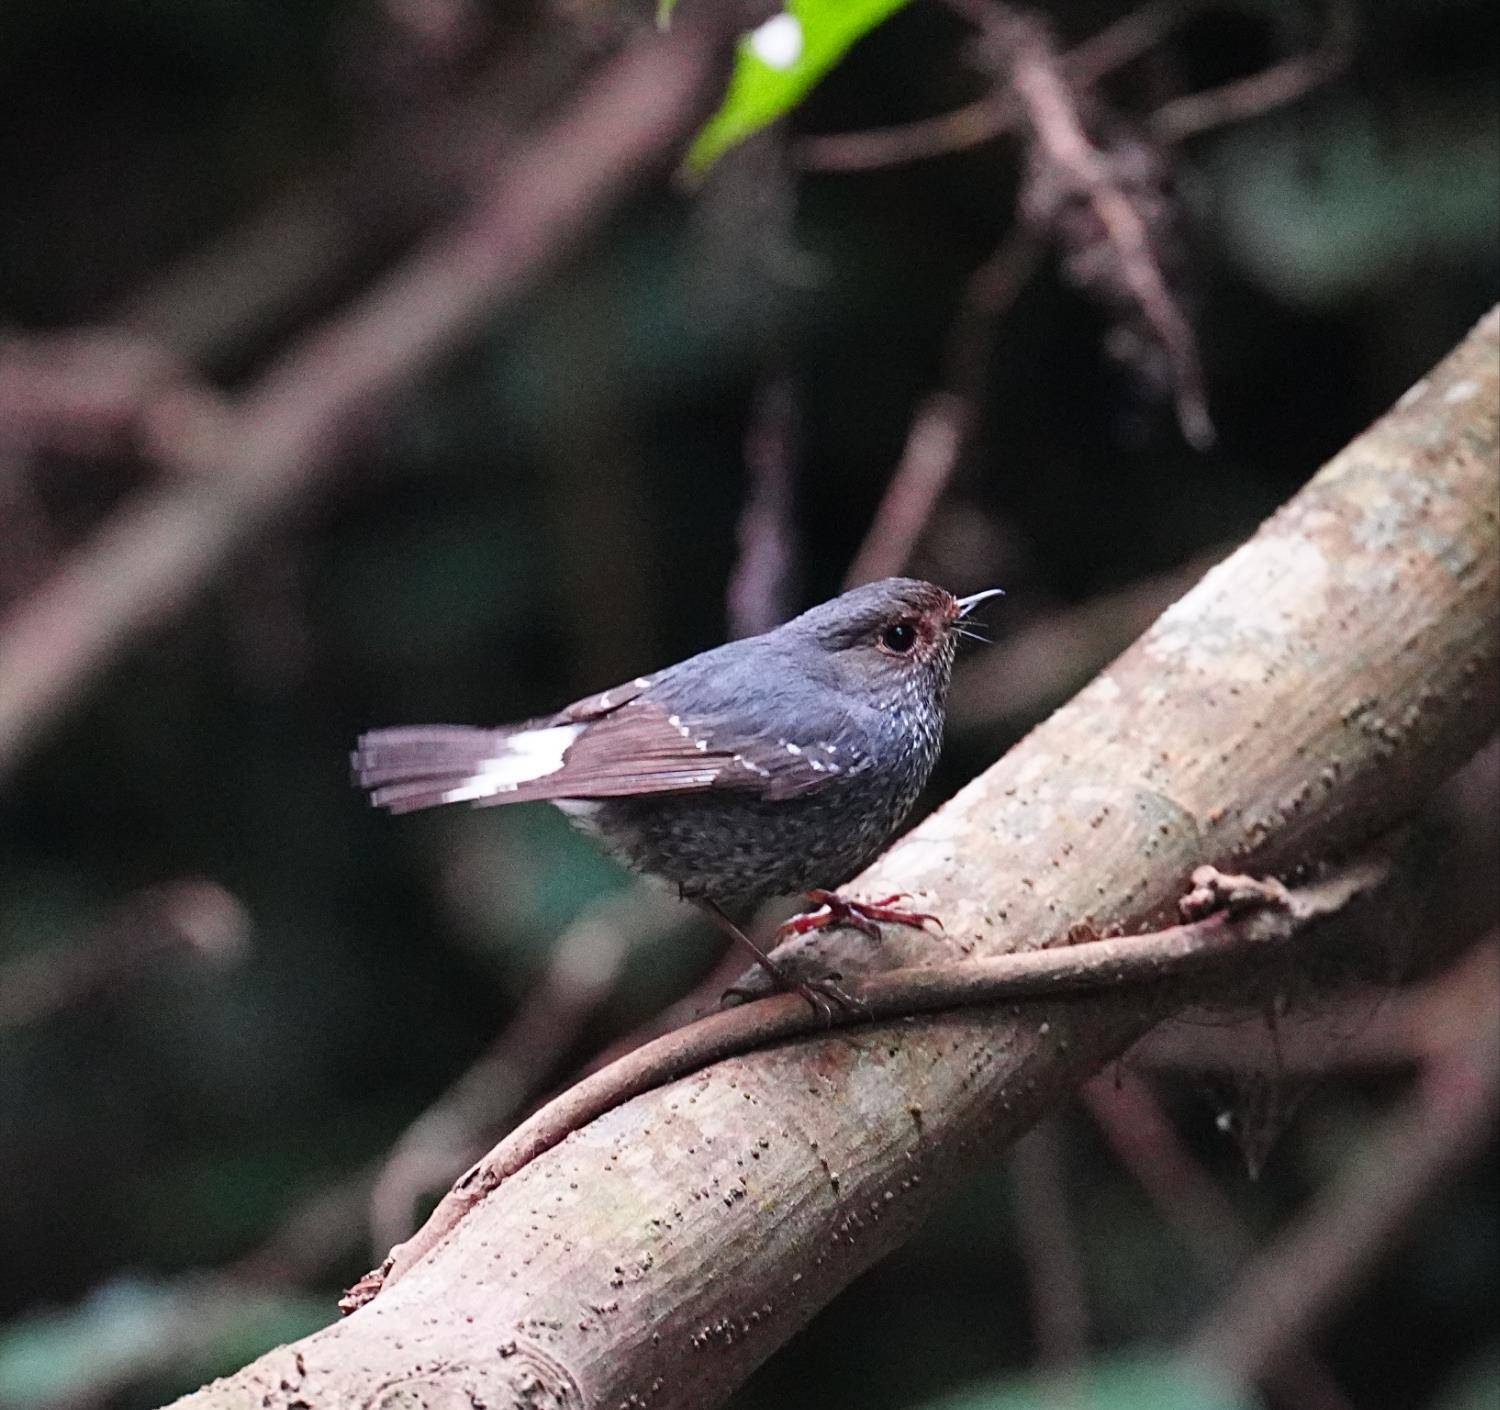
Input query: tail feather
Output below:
<box><xmin>351</xmin><ymin>726</ymin><xmax>499</xmax><ymax>789</ymax></box>
<box><xmin>367</xmin><ymin>778</ymin><xmax>481</xmax><ymax>815</ymax></box>
<box><xmin>352</xmin><ymin>722</ymin><xmax>583</xmax><ymax>813</ymax></box>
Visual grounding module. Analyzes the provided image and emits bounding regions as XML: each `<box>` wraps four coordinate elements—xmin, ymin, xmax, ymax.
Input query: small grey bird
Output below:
<box><xmin>352</xmin><ymin>578</ymin><xmax>1000</xmax><ymax>1006</ymax></box>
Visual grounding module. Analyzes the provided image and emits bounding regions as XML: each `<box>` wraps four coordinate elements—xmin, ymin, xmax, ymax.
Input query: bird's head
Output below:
<box><xmin>784</xmin><ymin>577</ymin><xmax>1002</xmax><ymax>705</ymax></box>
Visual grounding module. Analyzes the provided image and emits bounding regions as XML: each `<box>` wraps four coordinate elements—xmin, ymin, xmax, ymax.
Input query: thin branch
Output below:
<box><xmin>353</xmin><ymin>858</ymin><xmax>1388</xmax><ymax>1308</ymax></box>
<box><xmin>795</xmin><ymin>1</ymin><xmax>1187</xmax><ymax>173</ymax></box>
<box><xmin>1132</xmin><ymin>932</ymin><xmax>1500</xmax><ymax>1077</ymax></box>
<box><xmin>955</xmin><ymin>0</ymin><xmax>1213</xmax><ymax>447</ymax></box>
<box><xmin>728</xmin><ymin>370</ymin><xmax>801</xmax><ymax>636</ymax></box>
<box><xmin>1151</xmin><ymin>0</ymin><xmax>1355</xmax><ymax>143</ymax></box>
<box><xmin>1012</xmin><ymin>1120</ymin><xmax>1091</xmax><ymax>1389</ymax></box>
<box><xmin>845</xmin><ymin>229</ymin><xmax>1043</xmax><ymax>587</ymax></box>
<box><xmin>796</xmin><ymin>0</ymin><xmax>1348</xmax><ymax>175</ymax></box>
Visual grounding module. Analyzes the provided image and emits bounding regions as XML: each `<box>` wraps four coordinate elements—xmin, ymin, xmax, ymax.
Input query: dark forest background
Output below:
<box><xmin>0</xmin><ymin>1</ymin><xmax>1496</xmax><ymax>1406</ymax></box>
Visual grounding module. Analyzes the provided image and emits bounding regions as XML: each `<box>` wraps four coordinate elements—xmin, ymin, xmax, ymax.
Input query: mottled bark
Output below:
<box><xmin>172</xmin><ymin>307</ymin><xmax>1499</xmax><ymax>1409</ymax></box>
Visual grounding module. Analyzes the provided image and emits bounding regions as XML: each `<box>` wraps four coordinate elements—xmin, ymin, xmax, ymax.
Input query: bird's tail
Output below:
<box><xmin>351</xmin><ymin>725</ymin><xmax>501</xmax><ymax>813</ymax></box>
<box><xmin>351</xmin><ymin>722</ymin><xmax>582</xmax><ymax>813</ymax></box>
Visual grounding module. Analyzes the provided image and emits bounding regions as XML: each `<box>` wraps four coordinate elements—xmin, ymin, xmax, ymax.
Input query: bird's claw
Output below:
<box><xmin>719</xmin><ymin>969</ymin><xmax>868</xmax><ymax>1023</ymax></box>
<box><xmin>778</xmin><ymin>889</ymin><xmax>944</xmax><ymax>942</ymax></box>
<box><xmin>793</xmin><ymin>973</ymin><xmax>869</xmax><ymax>1024</ymax></box>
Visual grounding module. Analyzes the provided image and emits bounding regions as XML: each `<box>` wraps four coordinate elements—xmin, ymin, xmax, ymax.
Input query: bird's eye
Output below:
<box><xmin>880</xmin><ymin>621</ymin><xmax>917</xmax><ymax>654</ymax></box>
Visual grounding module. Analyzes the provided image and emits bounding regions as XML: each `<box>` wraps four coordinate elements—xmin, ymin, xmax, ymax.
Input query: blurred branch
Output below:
<box><xmin>728</xmin><ymin>370</ymin><xmax>801</xmax><ymax>637</ymax></box>
<box><xmin>367</xmin><ymin>888</ymin><xmax>691</xmax><ymax>1253</ymax></box>
<box><xmin>948</xmin><ymin>0</ymin><xmax>1212</xmax><ymax>446</ymax></box>
<box><xmin>1182</xmin><ymin>998</ymin><xmax>1500</xmax><ymax>1389</ymax></box>
<box><xmin>115</xmin><ymin>12</ymin><xmax>616</xmax><ymax>369</ymax></box>
<box><xmin>1150</xmin><ymin>0</ymin><xmax>1355</xmax><ymax>143</ymax></box>
<box><xmin>712</xmin><ymin>127</ymin><xmax>804</xmax><ymax>637</ymax></box>
<box><xmin>1012</xmin><ymin>1121</ymin><xmax>1090</xmax><ymax>1389</ymax></box>
<box><xmin>0</xmin><ymin>330</ymin><xmax>213</xmax><ymax>464</ymax></box>
<box><xmin>949</xmin><ymin>548</ymin><xmax>1226</xmax><ymax>729</ymax></box>
<box><xmin>0</xmin><ymin>448</ymin><xmax>59</xmax><ymax>605</ymax></box>
<box><xmin>1133</xmin><ymin>931</ymin><xmax>1500</xmax><ymax>1077</ymax></box>
<box><xmin>1085</xmin><ymin>1071</ymin><xmax>1358</xmax><ymax>1410</ymax></box>
<box><xmin>0</xmin><ymin>15</ymin><xmax>612</xmax><ymax>470</ymax></box>
<box><xmin>0</xmin><ymin>3</ymin><xmax>772</xmax><ymax>779</ymax></box>
<box><xmin>845</xmin><ymin>231</ymin><xmax>1043</xmax><ymax>587</ymax></box>
<box><xmin>843</xmin><ymin>390</ymin><xmax>973</xmax><ymax>587</ymax></box>
<box><xmin>843</xmin><ymin>148</ymin><xmax>1045</xmax><ymax>587</ymax></box>
<box><xmin>0</xmin><ymin>880</ymin><xmax>247</xmax><ymax>1032</ymax></box>
<box><xmin>795</xmin><ymin>2</ymin><xmax>1185</xmax><ymax>173</ymax></box>
<box><xmin>165</xmin><ymin>309</ymin><xmax>1498</xmax><ymax>1410</ymax></box>
<box><xmin>796</xmin><ymin>0</ymin><xmax>1348</xmax><ymax>174</ymax></box>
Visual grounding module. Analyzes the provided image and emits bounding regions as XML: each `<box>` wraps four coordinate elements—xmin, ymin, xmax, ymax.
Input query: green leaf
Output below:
<box><xmin>0</xmin><ymin>1277</ymin><xmax>328</xmax><ymax>1410</ymax></box>
<box><xmin>683</xmin><ymin>0</ymin><xmax>915</xmax><ymax>172</ymax></box>
<box><xmin>1205</xmin><ymin>89</ymin><xmax>1500</xmax><ymax>307</ymax></box>
<box><xmin>915</xmin><ymin>1357</ymin><xmax>1256</xmax><ymax>1410</ymax></box>
<box><xmin>1431</xmin><ymin>1345</ymin><xmax>1500</xmax><ymax>1410</ymax></box>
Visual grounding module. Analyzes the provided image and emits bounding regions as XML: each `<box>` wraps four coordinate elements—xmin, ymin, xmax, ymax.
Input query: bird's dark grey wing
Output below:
<box><xmin>353</xmin><ymin>649</ymin><xmax>857</xmax><ymax>813</ymax></box>
<box><xmin>545</xmin><ymin>693</ymin><xmax>854</xmax><ymax>803</ymax></box>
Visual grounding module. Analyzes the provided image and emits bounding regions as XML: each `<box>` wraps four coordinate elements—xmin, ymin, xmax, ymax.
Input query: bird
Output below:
<box><xmin>351</xmin><ymin>577</ymin><xmax>1001</xmax><ymax>1010</ymax></box>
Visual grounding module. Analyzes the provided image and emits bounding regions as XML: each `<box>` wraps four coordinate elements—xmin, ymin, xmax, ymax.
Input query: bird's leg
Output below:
<box><xmin>777</xmin><ymin>888</ymin><xmax>943</xmax><ymax>941</ymax></box>
<box><xmin>694</xmin><ymin>899</ymin><xmax>865</xmax><ymax>1022</ymax></box>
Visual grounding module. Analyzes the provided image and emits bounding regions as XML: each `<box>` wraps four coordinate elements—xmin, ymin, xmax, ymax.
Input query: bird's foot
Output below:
<box><xmin>777</xmin><ymin>889</ymin><xmax>944</xmax><ymax>942</ymax></box>
<box><xmin>791</xmin><ymin>973</ymin><xmax>869</xmax><ymax>1024</ymax></box>
<box><xmin>720</xmin><ymin>961</ymin><xmax>868</xmax><ymax>1023</ymax></box>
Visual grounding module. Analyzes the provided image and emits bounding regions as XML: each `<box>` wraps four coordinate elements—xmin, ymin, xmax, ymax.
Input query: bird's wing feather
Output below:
<box><xmin>355</xmin><ymin>699</ymin><xmax>850</xmax><ymax>813</ymax></box>
<box><xmin>355</xmin><ymin>639</ymin><xmax>862</xmax><ymax>814</ymax></box>
<box><xmin>540</xmin><ymin>698</ymin><xmax>849</xmax><ymax>802</ymax></box>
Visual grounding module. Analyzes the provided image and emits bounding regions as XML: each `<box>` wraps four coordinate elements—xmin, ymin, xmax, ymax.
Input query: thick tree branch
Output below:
<box><xmin>355</xmin><ymin>855</ymin><xmax>1387</xmax><ymax>1306</ymax></box>
<box><xmin>169</xmin><ymin>306</ymin><xmax>1498</xmax><ymax>1409</ymax></box>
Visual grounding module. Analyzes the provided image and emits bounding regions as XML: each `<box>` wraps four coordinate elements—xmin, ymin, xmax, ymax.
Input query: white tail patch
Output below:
<box><xmin>438</xmin><ymin>724</ymin><xmax>584</xmax><ymax>803</ymax></box>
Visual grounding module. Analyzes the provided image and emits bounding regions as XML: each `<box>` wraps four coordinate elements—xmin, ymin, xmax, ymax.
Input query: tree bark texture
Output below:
<box><xmin>172</xmin><ymin>307</ymin><xmax>1499</xmax><ymax>1408</ymax></box>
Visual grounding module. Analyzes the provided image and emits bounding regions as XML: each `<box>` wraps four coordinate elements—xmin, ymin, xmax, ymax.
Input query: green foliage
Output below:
<box><xmin>663</xmin><ymin>0</ymin><xmax>914</xmax><ymax>171</ymax></box>
<box><xmin>916</xmin><ymin>1358</ymin><xmax>1255</xmax><ymax>1410</ymax></box>
<box><xmin>0</xmin><ymin>1277</ymin><xmax>327</xmax><ymax>1410</ymax></box>
<box><xmin>1431</xmin><ymin>1345</ymin><xmax>1500</xmax><ymax>1410</ymax></box>
<box><xmin>1207</xmin><ymin>90</ymin><xmax>1500</xmax><ymax>306</ymax></box>
<box><xmin>326</xmin><ymin>515</ymin><xmax>535</xmax><ymax>671</ymax></box>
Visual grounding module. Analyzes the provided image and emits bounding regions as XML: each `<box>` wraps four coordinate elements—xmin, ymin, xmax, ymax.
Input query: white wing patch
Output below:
<box><xmin>438</xmin><ymin>724</ymin><xmax>585</xmax><ymax>804</ymax></box>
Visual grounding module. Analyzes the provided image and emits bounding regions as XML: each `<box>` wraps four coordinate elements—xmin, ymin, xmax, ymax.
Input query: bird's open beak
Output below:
<box><xmin>954</xmin><ymin>588</ymin><xmax>1005</xmax><ymax>618</ymax></box>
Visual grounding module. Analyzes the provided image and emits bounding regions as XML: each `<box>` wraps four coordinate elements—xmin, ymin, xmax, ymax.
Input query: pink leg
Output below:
<box><xmin>777</xmin><ymin>889</ymin><xmax>944</xmax><ymax>942</ymax></box>
<box><xmin>695</xmin><ymin>899</ymin><xmax>866</xmax><ymax>1022</ymax></box>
